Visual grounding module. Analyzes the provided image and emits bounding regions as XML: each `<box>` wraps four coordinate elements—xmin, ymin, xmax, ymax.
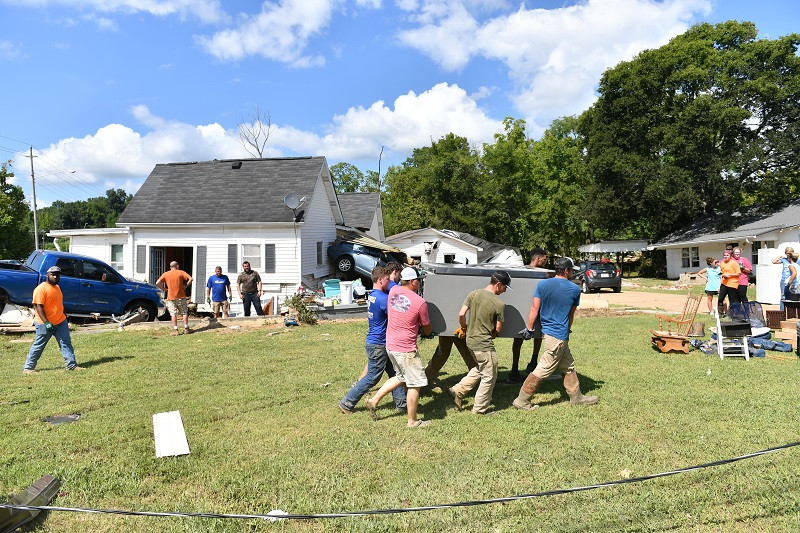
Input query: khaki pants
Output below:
<box><xmin>532</xmin><ymin>335</ymin><xmax>575</xmax><ymax>379</ymax></box>
<box><xmin>451</xmin><ymin>350</ymin><xmax>498</xmax><ymax>413</ymax></box>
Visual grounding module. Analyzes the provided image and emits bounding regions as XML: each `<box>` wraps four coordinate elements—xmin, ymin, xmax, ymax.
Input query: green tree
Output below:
<box><xmin>527</xmin><ymin>116</ymin><xmax>590</xmax><ymax>255</ymax></box>
<box><xmin>579</xmin><ymin>21</ymin><xmax>800</xmax><ymax>239</ymax></box>
<box><xmin>0</xmin><ymin>161</ymin><xmax>33</xmax><ymax>259</ymax></box>
<box><xmin>38</xmin><ymin>189</ymin><xmax>132</xmax><ymax>232</ymax></box>
<box><xmin>330</xmin><ymin>162</ymin><xmax>365</xmax><ymax>193</ymax></box>
<box><xmin>382</xmin><ymin>133</ymin><xmax>482</xmax><ymax>236</ymax></box>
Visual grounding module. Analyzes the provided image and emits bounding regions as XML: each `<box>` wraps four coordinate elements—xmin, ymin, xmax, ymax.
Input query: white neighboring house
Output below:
<box><xmin>336</xmin><ymin>192</ymin><xmax>384</xmax><ymax>241</ymax></box>
<box><xmin>48</xmin><ymin>157</ymin><xmax>343</xmax><ymax>315</ymax></box>
<box><xmin>385</xmin><ymin>228</ymin><xmax>523</xmax><ymax>265</ymax></box>
<box><xmin>649</xmin><ymin>200</ymin><xmax>800</xmax><ymax>296</ymax></box>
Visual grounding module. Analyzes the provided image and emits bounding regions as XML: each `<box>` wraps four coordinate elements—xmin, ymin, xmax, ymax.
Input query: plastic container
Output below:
<box><xmin>323</xmin><ymin>279</ymin><xmax>341</xmax><ymax>298</ymax></box>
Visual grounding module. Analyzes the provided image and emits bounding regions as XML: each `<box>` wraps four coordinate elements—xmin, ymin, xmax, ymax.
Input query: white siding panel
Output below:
<box><xmin>388</xmin><ymin>231</ymin><xmax>478</xmax><ymax>264</ymax></box>
<box><xmin>300</xmin><ymin>176</ymin><xmax>337</xmax><ymax>279</ymax></box>
<box><xmin>68</xmin><ymin>235</ymin><xmax>131</xmax><ymax>277</ymax></box>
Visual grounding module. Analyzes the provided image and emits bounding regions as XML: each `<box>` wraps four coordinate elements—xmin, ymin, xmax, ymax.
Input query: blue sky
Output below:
<box><xmin>1</xmin><ymin>0</ymin><xmax>797</xmax><ymax>206</ymax></box>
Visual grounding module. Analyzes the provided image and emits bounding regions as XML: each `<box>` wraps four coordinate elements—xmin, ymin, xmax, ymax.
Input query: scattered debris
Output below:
<box><xmin>41</xmin><ymin>413</ymin><xmax>80</xmax><ymax>425</ymax></box>
<box><xmin>619</xmin><ymin>469</ymin><xmax>632</xmax><ymax>479</ymax></box>
<box><xmin>0</xmin><ymin>400</ymin><xmax>30</xmax><ymax>406</ymax></box>
<box><xmin>153</xmin><ymin>410</ymin><xmax>190</xmax><ymax>458</ymax></box>
<box><xmin>0</xmin><ymin>474</ymin><xmax>60</xmax><ymax>532</ymax></box>
<box><xmin>284</xmin><ymin>317</ymin><xmax>299</xmax><ymax>327</ymax></box>
<box><xmin>321</xmin><ymin>382</ymin><xmax>331</xmax><ymax>387</ymax></box>
<box><xmin>228</xmin><ymin>325</ymin><xmax>241</xmax><ymax>330</ymax></box>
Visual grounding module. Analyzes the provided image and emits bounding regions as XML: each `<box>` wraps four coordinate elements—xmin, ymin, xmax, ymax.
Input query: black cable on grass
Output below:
<box><xmin>2</xmin><ymin>441</ymin><xmax>798</xmax><ymax>521</ymax></box>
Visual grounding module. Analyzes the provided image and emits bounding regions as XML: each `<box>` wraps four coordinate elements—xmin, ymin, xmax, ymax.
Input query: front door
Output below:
<box><xmin>150</xmin><ymin>247</ymin><xmax>165</xmax><ymax>285</ymax></box>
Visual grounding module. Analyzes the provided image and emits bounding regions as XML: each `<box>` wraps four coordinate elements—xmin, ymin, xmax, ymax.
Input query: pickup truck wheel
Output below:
<box><xmin>125</xmin><ymin>301</ymin><xmax>157</xmax><ymax>322</ymax></box>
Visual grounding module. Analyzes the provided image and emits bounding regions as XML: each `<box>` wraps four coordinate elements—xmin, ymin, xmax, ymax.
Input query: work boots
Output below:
<box><xmin>513</xmin><ymin>374</ymin><xmax>544</xmax><ymax>411</ymax></box>
<box><xmin>563</xmin><ymin>372</ymin><xmax>598</xmax><ymax>405</ymax></box>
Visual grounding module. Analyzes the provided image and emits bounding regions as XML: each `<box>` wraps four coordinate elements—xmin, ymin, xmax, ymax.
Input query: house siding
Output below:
<box><xmin>66</xmin><ymin>234</ymin><xmax>131</xmax><ymax>278</ymax></box>
<box><xmin>387</xmin><ymin>230</ymin><xmax>478</xmax><ymax>264</ymax></box>
<box><xmin>300</xmin><ymin>176</ymin><xmax>336</xmax><ymax>279</ymax></box>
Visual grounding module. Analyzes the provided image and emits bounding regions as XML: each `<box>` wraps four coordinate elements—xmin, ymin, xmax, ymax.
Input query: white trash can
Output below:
<box><xmin>339</xmin><ymin>281</ymin><xmax>353</xmax><ymax>305</ymax></box>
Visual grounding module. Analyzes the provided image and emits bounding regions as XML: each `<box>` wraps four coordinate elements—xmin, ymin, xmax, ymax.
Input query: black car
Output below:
<box><xmin>571</xmin><ymin>260</ymin><xmax>622</xmax><ymax>293</ymax></box>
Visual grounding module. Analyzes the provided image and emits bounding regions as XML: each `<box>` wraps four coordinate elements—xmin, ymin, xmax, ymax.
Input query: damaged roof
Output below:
<box><xmin>118</xmin><ymin>157</ymin><xmax>336</xmax><ymax>225</ymax></box>
<box><xmin>336</xmin><ymin>192</ymin><xmax>380</xmax><ymax>231</ymax></box>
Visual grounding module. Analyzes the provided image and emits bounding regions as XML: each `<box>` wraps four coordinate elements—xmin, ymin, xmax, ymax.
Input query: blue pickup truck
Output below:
<box><xmin>0</xmin><ymin>250</ymin><xmax>164</xmax><ymax>321</ymax></box>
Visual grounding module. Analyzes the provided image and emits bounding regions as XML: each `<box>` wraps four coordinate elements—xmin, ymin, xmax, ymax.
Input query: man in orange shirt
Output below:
<box><xmin>23</xmin><ymin>266</ymin><xmax>84</xmax><ymax>374</ymax></box>
<box><xmin>717</xmin><ymin>249</ymin><xmax>741</xmax><ymax>317</ymax></box>
<box><xmin>156</xmin><ymin>261</ymin><xmax>193</xmax><ymax>335</ymax></box>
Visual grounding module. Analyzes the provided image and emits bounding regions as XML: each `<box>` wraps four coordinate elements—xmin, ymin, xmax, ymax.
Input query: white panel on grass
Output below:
<box><xmin>153</xmin><ymin>410</ymin><xmax>190</xmax><ymax>458</ymax></box>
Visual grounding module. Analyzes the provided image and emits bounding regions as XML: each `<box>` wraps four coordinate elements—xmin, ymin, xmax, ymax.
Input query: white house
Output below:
<box><xmin>385</xmin><ymin>228</ymin><xmax>523</xmax><ymax>265</ymax></box>
<box><xmin>650</xmin><ymin>200</ymin><xmax>800</xmax><ymax>302</ymax></box>
<box><xmin>49</xmin><ymin>157</ymin><xmax>343</xmax><ymax>315</ymax></box>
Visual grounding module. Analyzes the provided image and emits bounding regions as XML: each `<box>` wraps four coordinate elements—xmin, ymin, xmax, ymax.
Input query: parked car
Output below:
<box><xmin>571</xmin><ymin>260</ymin><xmax>622</xmax><ymax>293</ymax></box>
<box><xmin>327</xmin><ymin>240</ymin><xmax>407</xmax><ymax>281</ymax></box>
<box><xmin>0</xmin><ymin>250</ymin><xmax>165</xmax><ymax>321</ymax></box>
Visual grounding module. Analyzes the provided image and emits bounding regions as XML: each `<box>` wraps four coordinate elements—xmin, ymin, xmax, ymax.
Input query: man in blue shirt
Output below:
<box><xmin>514</xmin><ymin>257</ymin><xmax>598</xmax><ymax>411</ymax></box>
<box><xmin>206</xmin><ymin>266</ymin><xmax>232</xmax><ymax>319</ymax></box>
<box><xmin>339</xmin><ymin>266</ymin><xmax>407</xmax><ymax>414</ymax></box>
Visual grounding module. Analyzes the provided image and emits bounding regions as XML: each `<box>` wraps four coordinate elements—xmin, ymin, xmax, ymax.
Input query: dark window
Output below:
<box><xmin>136</xmin><ymin>245</ymin><xmax>146</xmax><ymax>274</ymax></box>
<box><xmin>444</xmin><ymin>254</ymin><xmax>455</xmax><ymax>263</ymax></box>
<box><xmin>55</xmin><ymin>257</ymin><xmax>78</xmax><ymax>278</ymax></box>
<box><xmin>83</xmin><ymin>260</ymin><xmax>116</xmax><ymax>282</ymax></box>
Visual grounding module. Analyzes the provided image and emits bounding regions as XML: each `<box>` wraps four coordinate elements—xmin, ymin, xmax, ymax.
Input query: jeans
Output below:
<box><xmin>340</xmin><ymin>344</ymin><xmax>406</xmax><ymax>411</ymax></box>
<box><xmin>24</xmin><ymin>320</ymin><xmax>78</xmax><ymax>370</ymax></box>
<box><xmin>242</xmin><ymin>293</ymin><xmax>264</xmax><ymax>316</ymax></box>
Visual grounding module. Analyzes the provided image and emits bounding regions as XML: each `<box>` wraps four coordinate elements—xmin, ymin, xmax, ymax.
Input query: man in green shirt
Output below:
<box><xmin>448</xmin><ymin>271</ymin><xmax>510</xmax><ymax>414</ymax></box>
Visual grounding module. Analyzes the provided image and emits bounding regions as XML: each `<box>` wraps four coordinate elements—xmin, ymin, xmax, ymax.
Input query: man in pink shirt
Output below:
<box><xmin>366</xmin><ymin>267</ymin><xmax>433</xmax><ymax>428</ymax></box>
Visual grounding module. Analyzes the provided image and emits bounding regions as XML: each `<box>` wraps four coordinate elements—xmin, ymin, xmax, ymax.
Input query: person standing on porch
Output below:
<box><xmin>237</xmin><ymin>261</ymin><xmax>264</xmax><ymax>317</ymax></box>
<box><xmin>156</xmin><ymin>261</ymin><xmax>192</xmax><ymax>335</ymax></box>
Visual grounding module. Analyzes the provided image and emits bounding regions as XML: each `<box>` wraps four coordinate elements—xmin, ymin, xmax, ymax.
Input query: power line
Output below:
<box><xmin>0</xmin><ymin>441</ymin><xmax>797</xmax><ymax>522</ymax></box>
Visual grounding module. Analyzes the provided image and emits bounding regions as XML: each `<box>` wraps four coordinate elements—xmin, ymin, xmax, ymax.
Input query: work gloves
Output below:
<box><xmin>453</xmin><ymin>326</ymin><xmax>466</xmax><ymax>339</ymax></box>
<box><xmin>206</xmin><ymin>297</ymin><xmax>211</xmax><ymax>305</ymax></box>
<box><xmin>44</xmin><ymin>321</ymin><xmax>55</xmax><ymax>333</ymax></box>
<box><xmin>228</xmin><ymin>295</ymin><xmax>232</xmax><ymax>302</ymax></box>
<box><xmin>519</xmin><ymin>327</ymin><xmax>535</xmax><ymax>340</ymax></box>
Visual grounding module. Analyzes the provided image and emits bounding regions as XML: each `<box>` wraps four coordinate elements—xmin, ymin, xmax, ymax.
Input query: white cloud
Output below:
<box><xmin>398</xmin><ymin>0</ymin><xmax>711</xmax><ymax>130</ymax></box>
<box><xmin>196</xmin><ymin>0</ymin><xmax>333</xmax><ymax>65</ymax></box>
<box><xmin>0</xmin><ymin>40</ymin><xmax>23</xmax><ymax>60</ymax></box>
<box><xmin>15</xmin><ymin>86</ymin><xmax>501</xmax><ymax>191</ymax></box>
<box><xmin>11</xmin><ymin>0</ymin><xmax>229</xmax><ymax>24</ymax></box>
<box><xmin>84</xmin><ymin>14</ymin><xmax>118</xmax><ymax>31</ymax></box>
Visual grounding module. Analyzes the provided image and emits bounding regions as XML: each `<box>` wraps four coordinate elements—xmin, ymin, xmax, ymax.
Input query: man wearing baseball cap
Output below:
<box><xmin>448</xmin><ymin>270</ymin><xmax>510</xmax><ymax>414</ymax></box>
<box><xmin>366</xmin><ymin>266</ymin><xmax>433</xmax><ymax>427</ymax></box>
<box><xmin>23</xmin><ymin>265</ymin><xmax>84</xmax><ymax>374</ymax></box>
<box><xmin>514</xmin><ymin>257</ymin><xmax>598</xmax><ymax>410</ymax></box>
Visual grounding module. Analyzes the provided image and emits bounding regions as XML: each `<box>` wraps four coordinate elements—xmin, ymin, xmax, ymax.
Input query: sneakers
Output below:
<box><xmin>22</xmin><ymin>369</ymin><xmax>37</xmax><ymax>375</ymax></box>
<box><xmin>69</xmin><ymin>366</ymin><xmax>86</xmax><ymax>371</ymax></box>
<box><xmin>408</xmin><ymin>420</ymin><xmax>431</xmax><ymax>428</ymax></box>
<box><xmin>447</xmin><ymin>387</ymin><xmax>463</xmax><ymax>410</ymax></box>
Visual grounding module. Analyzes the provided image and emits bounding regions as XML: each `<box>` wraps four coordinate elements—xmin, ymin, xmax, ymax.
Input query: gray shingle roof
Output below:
<box><xmin>117</xmin><ymin>157</ymin><xmax>330</xmax><ymax>224</ymax></box>
<box><xmin>653</xmin><ymin>200</ymin><xmax>800</xmax><ymax>247</ymax></box>
<box><xmin>336</xmin><ymin>192</ymin><xmax>380</xmax><ymax>230</ymax></box>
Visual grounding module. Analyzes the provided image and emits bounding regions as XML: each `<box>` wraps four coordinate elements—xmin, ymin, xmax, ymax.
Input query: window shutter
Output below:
<box><xmin>227</xmin><ymin>244</ymin><xmax>238</xmax><ymax>273</ymax></box>
<box><xmin>264</xmin><ymin>243</ymin><xmax>276</xmax><ymax>273</ymax></box>
<box><xmin>136</xmin><ymin>245</ymin><xmax>146</xmax><ymax>274</ymax></box>
<box><xmin>195</xmin><ymin>246</ymin><xmax>207</xmax><ymax>303</ymax></box>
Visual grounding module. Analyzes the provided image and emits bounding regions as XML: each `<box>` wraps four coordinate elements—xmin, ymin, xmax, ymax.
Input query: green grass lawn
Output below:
<box><xmin>622</xmin><ymin>278</ymin><xmax>758</xmax><ymax>300</ymax></box>
<box><xmin>1</xmin><ymin>313</ymin><xmax>799</xmax><ymax>532</ymax></box>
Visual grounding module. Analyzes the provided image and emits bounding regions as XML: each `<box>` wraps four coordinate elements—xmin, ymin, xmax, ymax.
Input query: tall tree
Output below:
<box><xmin>382</xmin><ymin>133</ymin><xmax>481</xmax><ymax>237</ymax></box>
<box><xmin>0</xmin><ymin>161</ymin><xmax>33</xmax><ymax>259</ymax></box>
<box><xmin>330</xmin><ymin>162</ymin><xmax>365</xmax><ymax>193</ymax></box>
<box><xmin>579</xmin><ymin>21</ymin><xmax>800</xmax><ymax>239</ymax></box>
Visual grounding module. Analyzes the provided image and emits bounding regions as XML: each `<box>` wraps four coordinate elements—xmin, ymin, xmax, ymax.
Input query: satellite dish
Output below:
<box><xmin>283</xmin><ymin>193</ymin><xmax>300</xmax><ymax>210</ymax></box>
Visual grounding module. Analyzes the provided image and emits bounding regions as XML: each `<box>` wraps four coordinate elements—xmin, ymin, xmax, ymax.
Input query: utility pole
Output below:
<box><xmin>26</xmin><ymin>146</ymin><xmax>39</xmax><ymax>250</ymax></box>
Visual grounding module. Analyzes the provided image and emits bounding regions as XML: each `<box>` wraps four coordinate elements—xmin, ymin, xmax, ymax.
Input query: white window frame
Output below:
<box><xmin>110</xmin><ymin>244</ymin><xmax>124</xmax><ymax>271</ymax></box>
<box><xmin>316</xmin><ymin>241</ymin><xmax>324</xmax><ymax>266</ymax></box>
<box><xmin>690</xmin><ymin>246</ymin><xmax>700</xmax><ymax>268</ymax></box>
<box><xmin>242</xmin><ymin>244</ymin><xmax>262</xmax><ymax>270</ymax></box>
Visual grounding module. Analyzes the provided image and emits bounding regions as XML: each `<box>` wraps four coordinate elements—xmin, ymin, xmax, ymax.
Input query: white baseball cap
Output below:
<box><xmin>400</xmin><ymin>266</ymin><xmax>425</xmax><ymax>281</ymax></box>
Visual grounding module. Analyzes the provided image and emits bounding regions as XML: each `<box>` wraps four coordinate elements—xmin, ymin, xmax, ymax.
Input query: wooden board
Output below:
<box><xmin>153</xmin><ymin>410</ymin><xmax>190</xmax><ymax>458</ymax></box>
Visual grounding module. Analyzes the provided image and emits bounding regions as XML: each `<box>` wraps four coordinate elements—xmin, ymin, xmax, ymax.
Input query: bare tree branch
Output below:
<box><xmin>238</xmin><ymin>106</ymin><xmax>274</xmax><ymax>158</ymax></box>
